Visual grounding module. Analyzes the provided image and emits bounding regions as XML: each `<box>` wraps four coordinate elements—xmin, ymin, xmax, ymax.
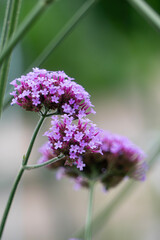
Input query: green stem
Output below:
<box><xmin>0</xmin><ymin>0</ymin><xmax>22</xmax><ymax>116</ymax></box>
<box><xmin>0</xmin><ymin>0</ymin><xmax>55</xmax><ymax>67</ymax></box>
<box><xmin>23</xmin><ymin>109</ymin><xmax>48</xmax><ymax>165</ymax></box>
<box><xmin>23</xmin><ymin>153</ymin><xmax>65</xmax><ymax>170</ymax></box>
<box><xmin>3</xmin><ymin>95</ymin><xmax>11</xmax><ymax>111</ymax></box>
<box><xmin>91</xmin><ymin>181</ymin><xmax>135</xmax><ymax>235</ymax></box>
<box><xmin>0</xmin><ymin>168</ymin><xmax>24</xmax><ymax>239</ymax></box>
<box><xmin>84</xmin><ymin>181</ymin><xmax>95</xmax><ymax>240</ymax></box>
<box><xmin>0</xmin><ymin>0</ymin><xmax>13</xmax><ymax>51</ymax></box>
<box><xmin>0</xmin><ymin>62</ymin><xmax>11</xmax><ymax>116</ymax></box>
<box><xmin>0</xmin><ymin>110</ymin><xmax>47</xmax><ymax>239</ymax></box>
<box><xmin>45</xmin><ymin>111</ymin><xmax>61</xmax><ymax>117</ymax></box>
<box><xmin>127</xmin><ymin>0</ymin><xmax>160</xmax><ymax>31</ymax></box>
<box><xmin>7</xmin><ymin>0</ymin><xmax>22</xmax><ymax>40</ymax></box>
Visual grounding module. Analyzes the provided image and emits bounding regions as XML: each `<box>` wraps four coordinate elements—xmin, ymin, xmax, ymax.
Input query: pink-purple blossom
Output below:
<box><xmin>39</xmin><ymin>130</ymin><xmax>147</xmax><ymax>190</ymax></box>
<box><xmin>10</xmin><ymin>68</ymin><xmax>95</xmax><ymax>118</ymax></box>
<box><xmin>99</xmin><ymin>132</ymin><xmax>147</xmax><ymax>186</ymax></box>
<box><xmin>43</xmin><ymin>115</ymin><xmax>102</xmax><ymax>170</ymax></box>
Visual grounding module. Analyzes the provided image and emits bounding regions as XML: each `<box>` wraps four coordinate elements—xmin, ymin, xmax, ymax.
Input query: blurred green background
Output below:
<box><xmin>0</xmin><ymin>0</ymin><xmax>160</xmax><ymax>239</ymax></box>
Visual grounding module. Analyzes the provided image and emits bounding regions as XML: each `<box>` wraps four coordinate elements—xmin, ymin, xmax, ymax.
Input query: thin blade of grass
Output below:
<box><xmin>127</xmin><ymin>0</ymin><xmax>160</xmax><ymax>32</ymax></box>
<box><xmin>0</xmin><ymin>0</ymin><xmax>13</xmax><ymax>52</ymax></box>
<box><xmin>0</xmin><ymin>0</ymin><xmax>22</xmax><ymax>117</ymax></box>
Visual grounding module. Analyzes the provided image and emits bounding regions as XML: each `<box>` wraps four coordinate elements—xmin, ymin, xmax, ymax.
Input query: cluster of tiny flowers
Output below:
<box><xmin>99</xmin><ymin>132</ymin><xmax>147</xmax><ymax>188</ymax></box>
<box><xmin>10</xmin><ymin>68</ymin><xmax>95</xmax><ymax>118</ymax></box>
<box><xmin>43</xmin><ymin>115</ymin><xmax>102</xmax><ymax>170</ymax></box>
<box><xmin>39</xmin><ymin>131</ymin><xmax>147</xmax><ymax>190</ymax></box>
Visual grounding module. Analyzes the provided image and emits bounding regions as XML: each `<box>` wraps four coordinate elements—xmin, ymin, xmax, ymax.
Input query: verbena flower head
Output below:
<box><xmin>97</xmin><ymin>131</ymin><xmax>147</xmax><ymax>189</ymax></box>
<box><xmin>10</xmin><ymin>68</ymin><xmax>95</xmax><ymax>118</ymax></box>
<box><xmin>43</xmin><ymin>115</ymin><xmax>102</xmax><ymax>170</ymax></box>
<box><xmin>39</xmin><ymin>131</ymin><xmax>147</xmax><ymax>190</ymax></box>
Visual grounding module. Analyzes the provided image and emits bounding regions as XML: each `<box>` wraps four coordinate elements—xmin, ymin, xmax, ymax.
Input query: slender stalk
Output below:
<box><xmin>23</xmin><ymin>153</ymin><xmax>65</xmax><ymax>170</ymax></box>
<box><xmin>0</xmin><ymin>168</ymin><xmax>24</xmax><ymax>239</ymax></box>
<box><xmin>0</xmin><ymin>0</ymin><xmax>55</xmax><ymax>67</ymax></box>
<box><xmin>0</xmin><ymin>110</ymin><xmax>47</xmax><ymax>239</ymax></box>
<box><xmin>7</xmin><ymin>0</ymin><xmax>22</xmax><ymax>40</ymax></box>
<box><xmin>0</xmin><ymin>0</ymin><xmax>13</xmax><ymax>116</ymax></box>
<box><xmin>23</xmin><ymin>109</ymin><xmax>48</xmax><ymax>165</ymax></box>
<box><xmin>76</xmin><ymin>139</ymin><xmax>160</xmax><ymax>239</ymax></box>
<box><xmin>0</xmin><ymin>0</ymin><xmax>22</xmax><ymax>116</ymax></box>
<box><xmin>0</xmin><ymin>0</ymin><xmax>13</xmax><ymax>51</ymax></box>
<box><xmin>84</xmin><ymin>181</ymin><xmax>95</xmax><ymax>240</ymax></box>
<box><xmin>3</xmin><ymin>95</ymin><xmax>11</xmax><ymax>111</ymax></box>
<box><xmin>0</xmin><ymin>62</ymin><xmax>11</xmax><ymax>115</ymax></box>
<box><xmin>91</xmin><ymin>181</ymin><xmax>135</xmax><ymax>235</ymax></box>
<box><xmin>127</xmin><ymin>0</ymin><xmax>160</xmax><ymax>31</ymax></box>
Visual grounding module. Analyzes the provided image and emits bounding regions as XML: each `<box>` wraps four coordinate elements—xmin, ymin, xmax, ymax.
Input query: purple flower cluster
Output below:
<box><xmin>11</xmin><ymin>68</ymin><xmax>147</xmax><ymax>189</ymax></box>
<box><xmin>44</xmin><ymin>115</ymin><xmax>102</xmax><ymax>170</ymax></box>
<box><xmin>100</xmin><ymin>132</ymin><xmax>147</xmax><ymax>183</ymax></box>
<box><xmin>10</xmin><ymin>68</ymin><xmax>95</xmax><ymax>118</ymax></box>
<box><xmin>39</xmin><ymin>131</ymin><xmax>147</xmax><ymax>190</ymax></box>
